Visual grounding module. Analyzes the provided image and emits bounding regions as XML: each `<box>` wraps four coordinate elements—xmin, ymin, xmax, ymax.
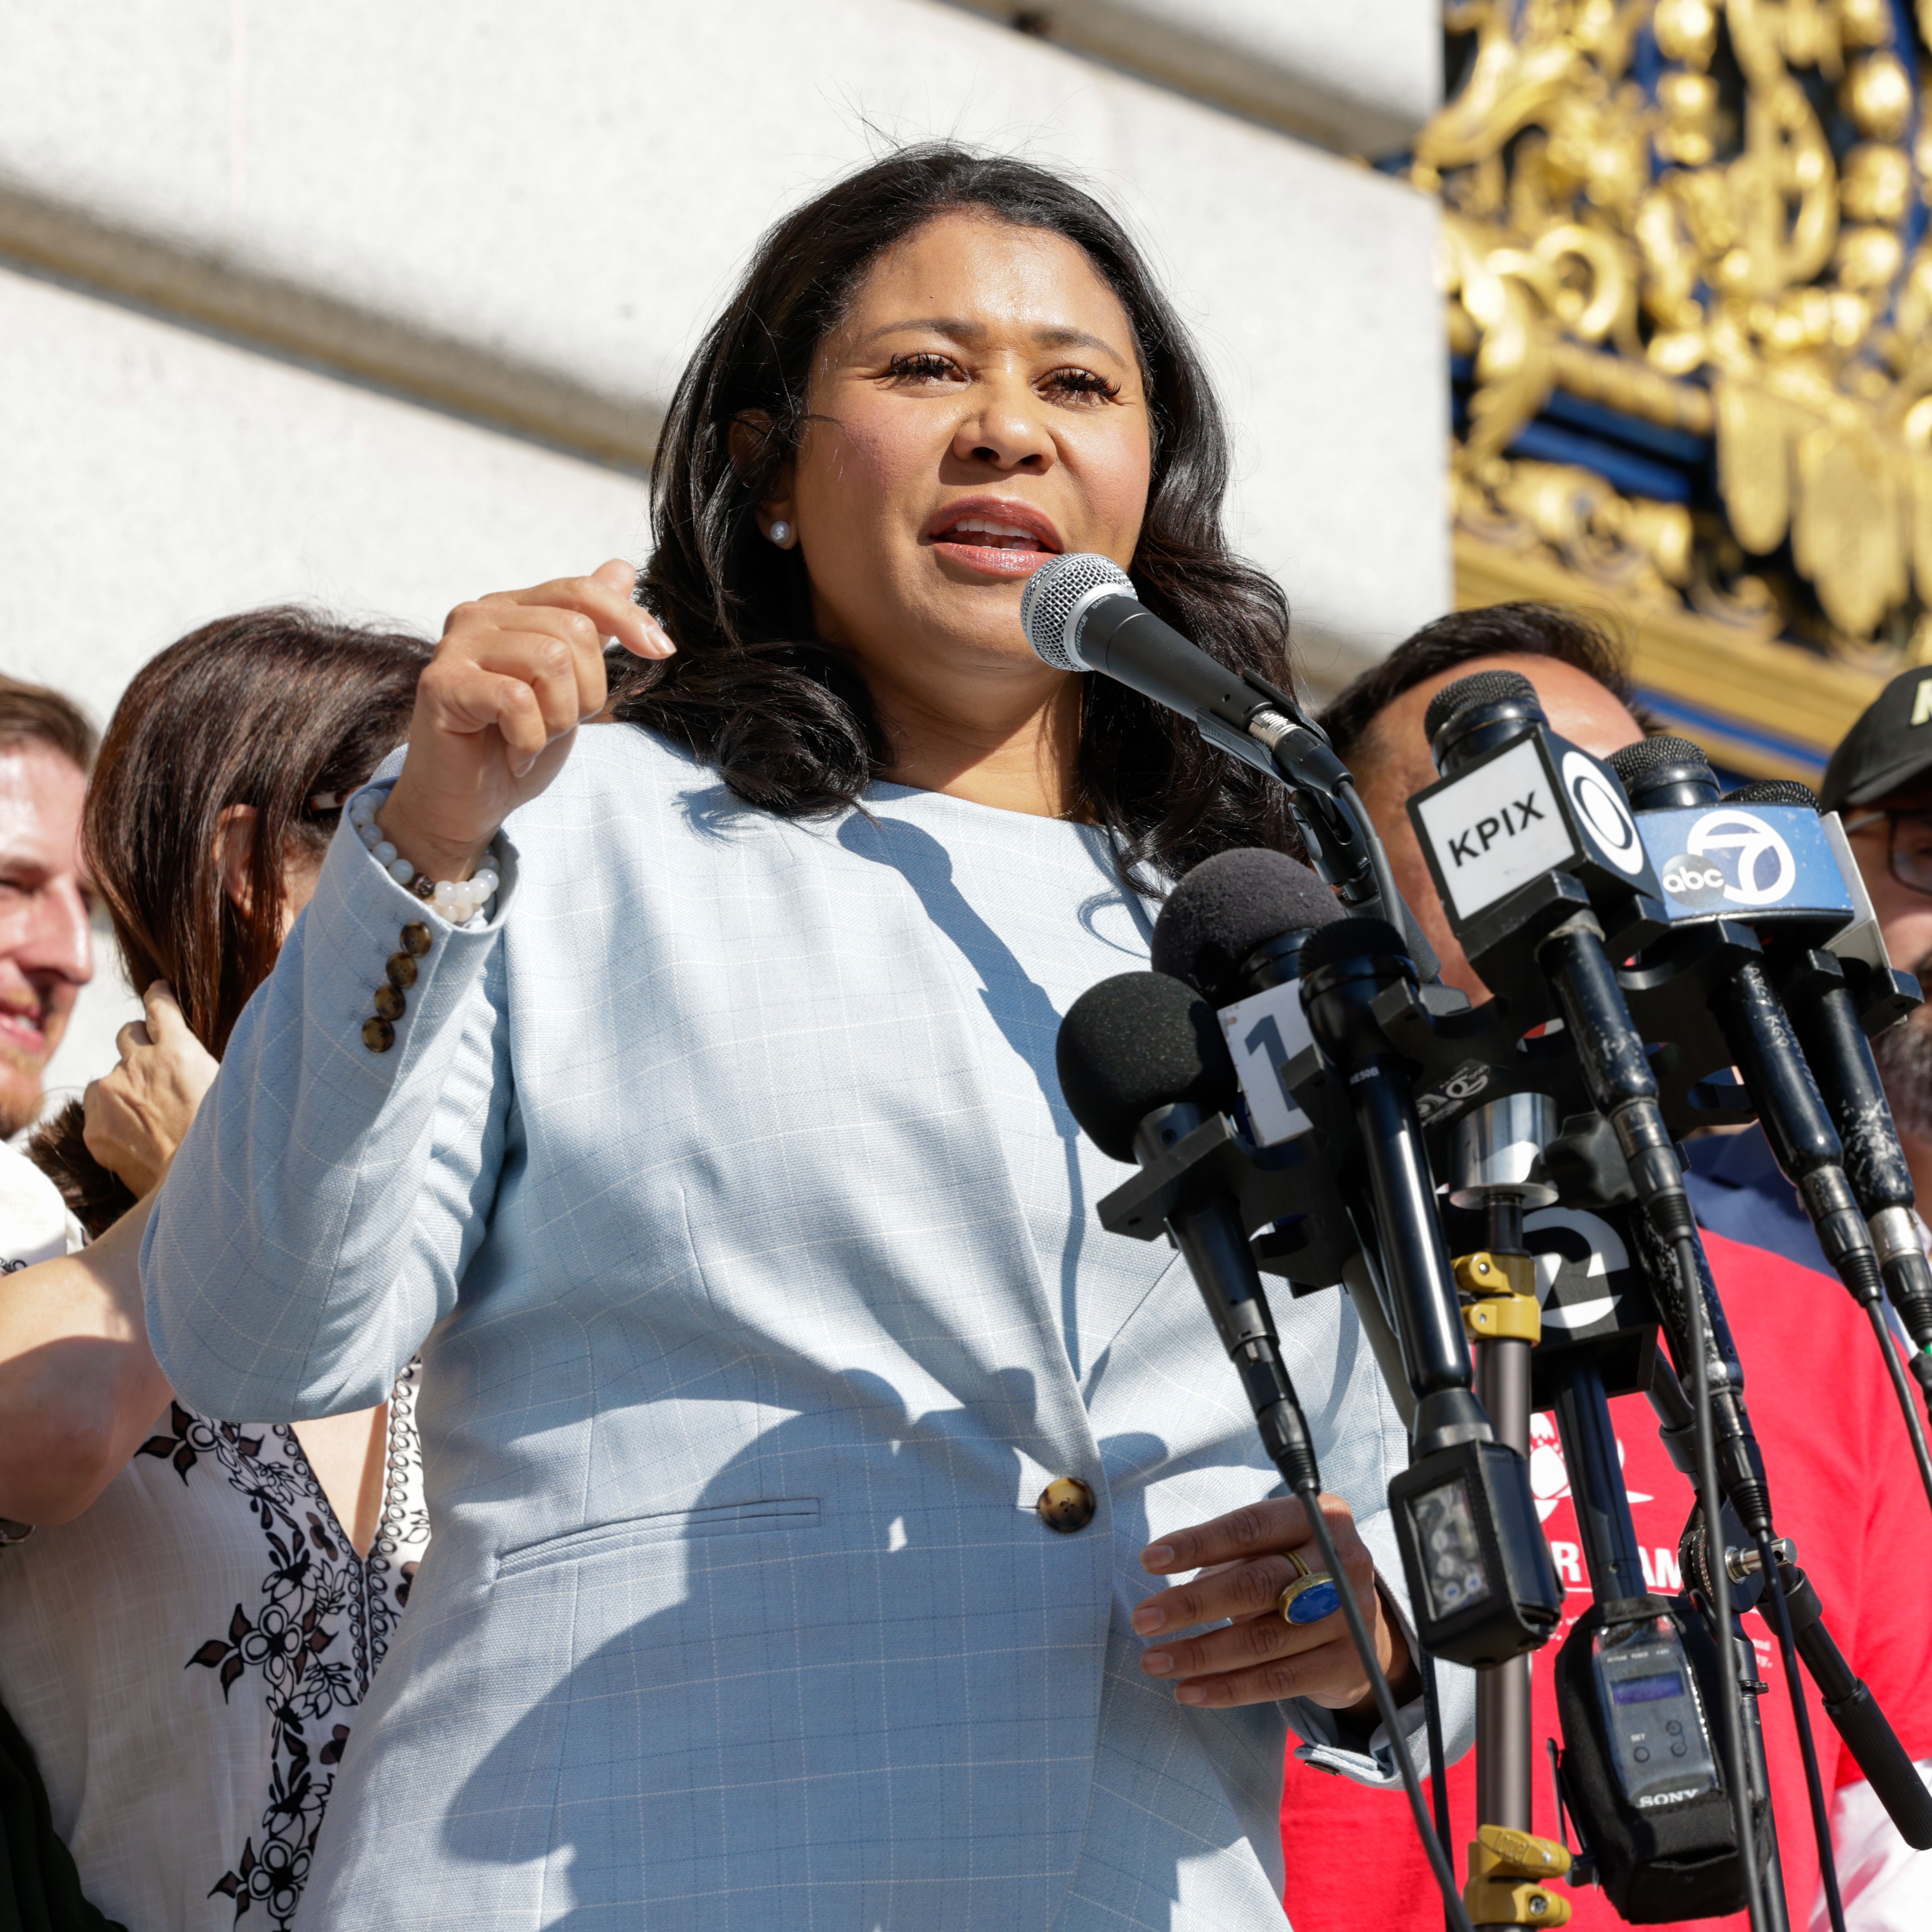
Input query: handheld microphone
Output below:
<box><xmin>1725</xmin><ymin>777</ymin><xmax>1932</xmax><ymax>1397</ymax></box>
<box><xmin>1055</xmin><ymin>971</ymin><xmax>1321</xmax><ymax>1489</ymax></box>
<box><xmin>1150</xmin><ymin>848</ymin><xmax>1413</xmax><ymax>1403</ymax></box>
<box><xmin>1150</xmin><ymin>846</ymin><xmax>1347</xmax><ymax>1147</ymax></box>
<box><xmin>1607</xmin><ymin>739</ymin><xmax>1888</xmax><ymax>1318</ymax></box>
<box><xmin>1413</xmin><ymin>678</ymin><xmax>1767</xmax><ymax>1908</ymax></box>
<box><xmin>1296</xmin><ymin>918</ymin><xmax>1474</xmax><ymax>1419</ymax></box>
<box><xmin>1018</xmin><ymin>553</ymin><xmax>1429</xmax><ymax>967</ymax></box>
<box><xmin>1055</xmin><ymin>971</ymin><xmax>1480</xmax><ymax>1932</ymax></box>
<box><xmin>1409</xmin><ymin>674</ymin><xmax>1690</xmax><ymax>1247</ymax></box>
<box><xmin>1612</xmin><ymin>743</ymin><xmax>1932</xmax><ymax>1531</ymax></box>
<box><xmin>1297</xmin><ymin>916</ymin><xmax>1563</xmax><ymax>1668</ymax></box>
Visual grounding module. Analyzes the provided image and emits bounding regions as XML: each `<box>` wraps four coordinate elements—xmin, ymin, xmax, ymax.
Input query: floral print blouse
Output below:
<box><xmin>0</xmin><ymin>1359</ymin><xmax>428</xmax><ymax>1930</ymax></box>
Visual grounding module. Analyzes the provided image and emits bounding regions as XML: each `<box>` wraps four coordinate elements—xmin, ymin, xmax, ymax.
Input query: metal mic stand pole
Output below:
<box><xmin>1448</xmin><ymin>1096</ymin><xmax>1558</xmax><ymax>1926</ymax></box>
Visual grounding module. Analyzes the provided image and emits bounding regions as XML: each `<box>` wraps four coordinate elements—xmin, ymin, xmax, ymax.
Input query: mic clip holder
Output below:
<box><xmin>1681</xmin><ymin>1500</ymin><xmax>1932</xmax><ymax>1852</ymax></box>
<box><xmin>1778</xmin><ymin>943</ymin><xmax>1921</xmax><ymax>1039</ymax></box>
<box><xmin>1092</xmin><ymin>1107</ymin><xmax>1357</xmax><ymax>1293</ymax></box>
<box><xmin>1614</xmin><ymin>918</ymin><xmax>1769</xmax><ymax>1130</ymax></box>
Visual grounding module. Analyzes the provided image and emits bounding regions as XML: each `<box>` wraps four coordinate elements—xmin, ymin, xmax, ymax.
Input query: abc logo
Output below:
<box><xmin>1662</xmin><ymin>810</ymin><xmax>1797</xmax><ymax>909</ymax></box>
<box><xmin>1660</xmin><ymin>856</ymin><xmax>1729</xmax><ymax>905</ymax></box>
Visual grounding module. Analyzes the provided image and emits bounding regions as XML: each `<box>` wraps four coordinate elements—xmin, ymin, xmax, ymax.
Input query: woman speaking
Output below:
<box><xmin>145</xmin><ymin>145</ymin><xmax>1463</xmax><ymax>1927</ymax></box>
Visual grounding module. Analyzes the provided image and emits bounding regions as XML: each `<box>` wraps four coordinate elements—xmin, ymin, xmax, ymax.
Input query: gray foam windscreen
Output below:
<box><xmin>1150</xmin><ymin>848</ymin><xmax>1343</xmax><ymax>1002</ymax></box>
<box><xmin>1055</xmin><ymin>970</ymin><xmax>1236</xmax><ymax>1162</ymax></box>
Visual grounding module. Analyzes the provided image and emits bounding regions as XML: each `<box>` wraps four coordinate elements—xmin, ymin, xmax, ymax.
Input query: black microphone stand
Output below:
<box><xmin>1445</xmin><ymin>1100</ymin><xmax>1548</xmax><ymax>1874</ymax></box>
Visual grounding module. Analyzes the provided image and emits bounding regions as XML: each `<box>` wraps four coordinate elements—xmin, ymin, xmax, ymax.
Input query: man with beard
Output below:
<box><xmin>1691</xmin><ymin>667</ymin><xmax>1932</xmax><ymax>1281</ymax></box>
<box><xmin>0</xmin><ymin>676</ymin><xmax>95</xmax><ymax>1269</ymax></box>
<box><xmin>1272</xmin><ymin>605</ymin><xmax>1932</xmax><ymax>1930</ymax></box>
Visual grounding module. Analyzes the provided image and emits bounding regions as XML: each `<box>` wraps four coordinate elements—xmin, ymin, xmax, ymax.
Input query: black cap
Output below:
<box><xmin>1821</xmin><ymin>666</ymin><xmax>1932</xmax><ymax>812</ymax></box>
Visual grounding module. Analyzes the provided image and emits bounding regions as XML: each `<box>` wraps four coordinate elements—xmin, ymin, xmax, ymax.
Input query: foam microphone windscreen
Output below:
<box><xmin>1149</xmin><ymin>848</ymin><xmax>1345</xmax><ymax>1003</ymax></box>
<box><xmin>1056</xmin><ymin>971</ymin><xmax>1237</xmax><ymax>1162</ymax></box>
<box><xmin>1295</xmin><ymin>916</ymin><xmax>1409</xmax><ymax>980</ymax></box>
<box><xmin>1422</xmin><ymin>668</ymin><xmax>1538</xmax><ymax>746</ymax></box>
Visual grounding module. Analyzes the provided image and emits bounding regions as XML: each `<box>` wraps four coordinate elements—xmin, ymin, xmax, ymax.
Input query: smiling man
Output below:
<box><xmin>0</xmin><ymin>676</ymin><xmax>95</xmax><ymax>1260</ymax></box>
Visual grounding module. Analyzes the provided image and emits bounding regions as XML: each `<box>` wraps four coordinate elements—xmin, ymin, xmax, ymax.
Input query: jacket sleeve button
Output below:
<box><xmin>400</xmin><ymin>921</ymin><xmax>433</xmax><ymax>957</ymax></box>
<box><xmin>372</xmin><ymin>983</ymin><xmax>407</xmax><ymax>1022</ymax></box>
<box><xmin>1036</xmin><ymin>1477</ymin><xmax>1096</xmax><ymax>1534</ymax></box>
<box><xmin>385</xmin><ymin>951</ymin><xmax>420</xmax><ymax>990</ymax></box>
<box><xmin>361</xmin><ymin>1016</ymin><xmax>396</xmax><ymax>1054</ymax></box>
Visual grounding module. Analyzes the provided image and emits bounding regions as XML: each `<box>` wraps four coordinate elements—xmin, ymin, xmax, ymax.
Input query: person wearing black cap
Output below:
<box><xmin>1820</xmin><ymin>666</ymin><xmax>1932</xmax><ymax>1225</ymax></box>
<box><xmin>1273</xmin><ymin>605</ymin><xmax>1932</xmax><ymax>1932</ymax></box>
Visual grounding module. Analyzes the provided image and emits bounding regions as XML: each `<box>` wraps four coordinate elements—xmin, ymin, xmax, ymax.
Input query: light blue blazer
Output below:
<box><xmin>145</xmin><ymin>726</ymin><xmax>1471</xmax><ymax>1930</ymax></box>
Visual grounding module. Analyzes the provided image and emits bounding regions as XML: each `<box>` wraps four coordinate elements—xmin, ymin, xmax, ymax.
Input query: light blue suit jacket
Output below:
<box><xmin>145</xmin><ymin>726</ymin><xmax>1471</xmax><ymax>1930</ymax></box>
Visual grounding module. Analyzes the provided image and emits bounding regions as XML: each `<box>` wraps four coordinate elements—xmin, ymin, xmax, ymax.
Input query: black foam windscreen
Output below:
<box><xmin>1056</xmin><ymin>971</ymin><xmax>1237</xmax><ymax>1163</ymax></box>
<box><xmin>1606</xmin><ymin>735</ymin><xmax>1713</xmax><ymax>785</ymax></box>
<box><xmin>1727</xmin><ymin>778</ymin><xmax>1820</xmax><ymax>811</ymax></box>
<box><xmin>1423</xmin><ymin>668</ymin><xmax>1538</xmax><ymax>745</ymax></box>
<box><xmin>1150</xmin><ymin>848</ymin><xmax>1343</xmax><ymax>1000</ymax></box>
<box><xmin>1297</xmin><ymin>916</ymin><xmax>1408</xmax><ymax>979</ymax></box>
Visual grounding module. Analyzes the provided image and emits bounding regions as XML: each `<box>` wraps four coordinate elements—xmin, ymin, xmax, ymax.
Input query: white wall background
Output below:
<box><xmin>0</xmin><ymin>0</ymin><xmax>1448</xmax><ymax>1099</ymax></box>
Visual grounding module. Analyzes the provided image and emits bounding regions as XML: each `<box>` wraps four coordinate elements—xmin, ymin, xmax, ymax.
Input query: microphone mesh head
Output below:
<box><xmin>1151</xmin><ymin>848</ymin><xmax>1344</xmax><ymax>1002</ymax></box>
<box><xmin>1296</xmin><ymin>916</ymin><xmax>1409</xmax><ymax>979</ymax></box>
<box><xmin>1056</xmin><ymin>971</ymin><xmax>1236</xmax><ymax>1162</ymax></box>
<box><xmin>1423</xmin><ymin>669</ymin><xmax>1538</xmax><ymax>746</ymax></box>
<box><xmin>1727</xmin><ymin>778</ymin><xmax>1820</xmax><ymax>811</ymax></box>
<box><xmin>1019</xmin><ymin>552</ymin><xmax>1133</xmax><ymax>671</ymax></box>
<box><xmin>1605</xmin><ymin>735</ymin><xmax>1713</xmax><ymax>787</ymax></box>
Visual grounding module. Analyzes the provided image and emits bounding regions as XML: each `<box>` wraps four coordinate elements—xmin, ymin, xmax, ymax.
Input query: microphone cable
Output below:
<box><xmin>1418</xmin><ymin>1650</ymin><xmax>1455</xmax><ymax>1932</ymax></box>
<box><xmin>1054</xmin><ymin>969</ymin><xmax>1476</xmax><ymax>1932</ymax></box>
<box><xmin>1675</xmin><ymin>1232</ymin><xmax>1773</xmax><ymax>1932</ymax></box>
<box><xmin>1752</xmin><ymin>1522</ymin><xmax>1847</xmax><ymax>1932</ymax></box>
<box><xmin>1867</xmin><ymin>1300</ymin><xmax>1932</xmax><ymax>1519</ymax></box>
<box><xmin>1281</xmin><ymin>1454</ymin><xmax>1475</xmax><ymax>1932</ymax></box>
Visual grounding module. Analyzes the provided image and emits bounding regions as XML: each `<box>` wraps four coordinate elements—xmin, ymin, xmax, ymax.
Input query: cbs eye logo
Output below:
<box><xmin>1660</xmin><ymin>810</ymin><xmax>1796</xmax><ymax>910</ymax></box>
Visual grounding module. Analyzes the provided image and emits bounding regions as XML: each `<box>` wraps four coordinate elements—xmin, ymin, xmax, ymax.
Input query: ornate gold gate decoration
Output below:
<box><xmin>1423</xmin><ymin>0</ymin><xmax>1932</xmax><ymax>773</ymax></box>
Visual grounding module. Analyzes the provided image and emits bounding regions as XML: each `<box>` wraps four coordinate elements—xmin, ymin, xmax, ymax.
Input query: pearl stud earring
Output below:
<box><xmin>768</xmin><ymin>520</ymin><xmax>793</xmax><ymax>547</ymax></box>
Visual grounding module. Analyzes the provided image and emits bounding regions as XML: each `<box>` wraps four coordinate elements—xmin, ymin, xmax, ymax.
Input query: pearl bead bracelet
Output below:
<box><xmin>349</xmin><ymin>794</ymin><xmax>500</xmax><ymax>925</ymax></box>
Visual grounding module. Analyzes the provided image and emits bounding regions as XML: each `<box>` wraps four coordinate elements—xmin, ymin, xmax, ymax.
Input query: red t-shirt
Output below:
<box><xmin>1278</xmin><ymin>1230</ymin><xmax>1932</xmax><ymax>1930</ymax></box>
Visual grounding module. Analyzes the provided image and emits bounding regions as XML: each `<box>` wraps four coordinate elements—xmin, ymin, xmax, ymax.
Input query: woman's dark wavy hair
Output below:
<box><xmin>31</xmin><ymin>609</ymin><xmax>429</xmax><ymax>1233</ymax></box>
<box><xmin>612</xmin><ymin>141</ymin><xmax>1301</xmax><ymax>885</ymax></box>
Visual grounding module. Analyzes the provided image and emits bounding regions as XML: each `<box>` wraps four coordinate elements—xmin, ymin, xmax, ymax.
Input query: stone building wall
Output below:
<box><xmin>0</xmin><ymin>0</ymin><xmax>1446</xmax><ymax>1092</ymax></box>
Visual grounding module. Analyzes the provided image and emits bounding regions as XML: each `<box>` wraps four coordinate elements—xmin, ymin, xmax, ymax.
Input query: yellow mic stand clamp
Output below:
<box><xmin>1463</xmin><ymin>1822</ymin><xmax>1573</xmax><ymax>1926</ymax></box>
<box><xmin>1455</xmin><ymin>1249</ymin><xmax>1542</xmax><ymax>1344</ymax></box>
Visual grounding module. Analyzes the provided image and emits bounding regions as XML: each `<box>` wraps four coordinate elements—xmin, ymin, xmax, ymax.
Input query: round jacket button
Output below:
<box><xmin>385</xmin><ymin>951</ymin><xmax>420</xmax><ymax>990</ymax></box>
<box><xmin>361</xmin><ymin>1016</ymin><xmax>396</xmax><ymax>1054</ymax></box>
<box><xmin>400</xmin><ymin>921</ymin><xmax>433</xmax><ymax>957</ymax></box>
<box><xmin>372</xmin><ymin>982</ymin><xmax>407</xmax><ymax>1022</ymax></box>
<box><xmin>1036</xmin><ymin>1477</ymin><xmax>1096</xmax><ymax>1534</ymax></box>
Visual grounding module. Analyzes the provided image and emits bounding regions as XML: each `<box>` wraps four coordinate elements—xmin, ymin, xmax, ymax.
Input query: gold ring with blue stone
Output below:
<box><xmin>1277</xmin><ymin>1548</ymin><xmax>1341</xmax><ymax>1626</ymax></box>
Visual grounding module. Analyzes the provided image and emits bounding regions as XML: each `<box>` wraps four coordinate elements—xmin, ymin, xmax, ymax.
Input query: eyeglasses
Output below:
<box><xmin>1844</xmin><ymin>810</ymin><xmax>1932</xmax><ymax>896</ymax></box>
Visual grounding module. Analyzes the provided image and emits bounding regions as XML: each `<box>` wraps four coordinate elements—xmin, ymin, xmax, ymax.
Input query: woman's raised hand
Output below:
<box><xmin>377</xmin><ymin>560</ymin><xmax>673</xmax><ymax>881</ymax></box>
<box><xmin>1134</xmin><ymin>1492</ymin><xmax>1414</xmax><ymax>1714</ymax></box>
<box><xmin>82</xmin><ymin>982</ymin><xmax>220</xmax><ymax>1196</ymax></box>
